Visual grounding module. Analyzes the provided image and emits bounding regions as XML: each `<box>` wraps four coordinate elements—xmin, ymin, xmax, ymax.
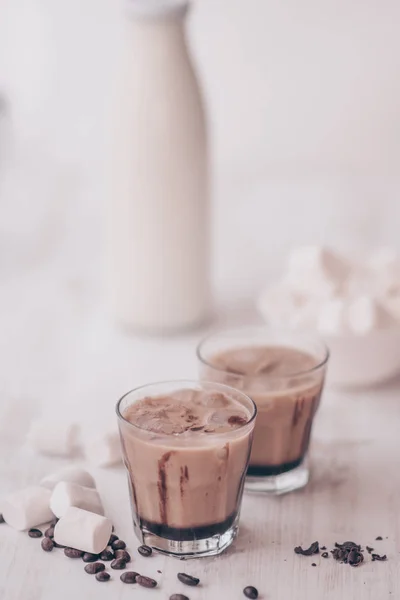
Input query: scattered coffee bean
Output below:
<box><xmin>0</xmin><ymin>514</ymin><xmax>5</xmax><ymax>524</ymax></box>
<box><xmin>311</xmin><ymin>563</ymin><xmax>317</xmax><ymax>567</ymax></box>
<box><xmin>137</xmin><ymin>575</ymin><xmax>157</xmax><ymax>588</ymax></box>
<box><xmin>82</xmin><ymin>552</ymin><xmax>99</xmax><ymax>563</ymax></box>
<box><xmin>112</xmin><ymin>539</ymin><xmax>126</xmax><ymax>551</ymax></box>
<box><xmin>376</xmin><ymin>536</ymin><xmax>383</xmax><ymax>541</ymax></box>
<box><xmin>44</xmin><ymin>527</ymin><xmax>54</xmax><ymax>539</ymax></box>
<box><xmin>84</xmin><ymin>562</ymin><xmax>106</xmax><ymax>575</ymax></box>
<box><xmin>243</xmin><ymin>586</ymin><xmax>258</xmax><ymax>599</ymax></box>
<box><xmin>177</xmin><ymin>573</ymin><xmax>200</xmax><ymax>587</ymax></box>
<box><xmin>28</xmin><ymin>528</ymin><xmax>43</xmax><ymax>538</ymax></box>
<box><xmin>115</xmin><ymin>549</ymin><xmax>131</xmax><ymax>563</ymax></box>
<box><xmin>138</xmin><ymin>544</ymin><xmax>152</xmax><ymax>557</ymax></box>
<box><xmin>95</xmin><ymin>571</ymin><xmax>110</xmax><ymax>582</ymax></box>
<box><xmin>170</xmin><ymin>595</ymin><xmax>189</xmax><ymax>600</ymax></box>
<box><xmin>64</xmin><ymin>548</ymin><xmax>84</xmax><ymax>559</ymax></box>
<box><xmin>372</xmin><ymin>553</ymin><xmax>387</xmax><ymax>561</ymax></box>
<box><xmin>120</xmin><ymin>571</ymin><xmax>140</xmax><ymax>584</ymax></box>
<box><xmin>109</xmin><ymin>534</ymin><xmax>119</xmax><ymax>545</ymax></box>
<box><xmin>111</xmin><ymin>558</ymin><xmax>126</xmax><ymax>570</ymax></box>
<box><xmin>322</xmin><ymin>552</ymin><xmax>329</xmax><ymax>558</ymax></box>
<box><xmin>294</xmin><ymin>541</ymin><xmax>319</xmax><ymax>556</ymax></box>
<box><xmin>41</xmin><ymin>537</ymin><xmax>54</xmax><ymax>552</ymax></box>
<box><xmin>99</xmin><ymin>549</ymin><xmax>114</xmax><ymax>561</ymax></box>
<box><xmin>366</xmin><ymin>546</ymin><xmax>374</xmax><ymax>554</ymax></box>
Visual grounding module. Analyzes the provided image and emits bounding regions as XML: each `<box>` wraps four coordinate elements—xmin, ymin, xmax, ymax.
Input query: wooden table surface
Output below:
<box><xmin>1</xmin><ymin>342</ymin><xmax>399</xmax><ymax>600</ymax></box>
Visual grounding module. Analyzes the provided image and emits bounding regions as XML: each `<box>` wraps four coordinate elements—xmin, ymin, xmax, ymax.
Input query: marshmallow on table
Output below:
<box><xmin>2</xmin><ymin>486</ymin><xmax>54</xmax><ymax>531</ymax></box>
<box><xmin>27</xmin><ymin>417</ymin><xmax>80</xmax><ymax>457</ymax></box>
<box><xmin>50</xmin><ymin>481</ymin><xmax>104</xmax><ymax>518</ymax></box>
<box><xmin>284</xmin><ymin>246</ymin><xmax>351</xmax><ymax>298</ymax></box>
<box><xmin>40</xmin><ymin>467</ymin><xmax>96</xmax><ymax>491</ymax></box>
<box><xmin>54</xmin><ymin>506</ymin><xmax>112</xmax><ymax>554</ymax></box>
<box><xmin>347</xmin><ymin>295</ymin><xmax>397</xmax><ymax>335</ymax></box>
<box><xmin>83</xmin><ymin>430</ymin><xmax>122</xmax><ymax>468</ymax></box>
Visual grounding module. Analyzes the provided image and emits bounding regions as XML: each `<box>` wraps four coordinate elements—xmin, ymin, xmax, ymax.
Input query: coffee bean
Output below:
<box><xmin>84</xmin><ymin>562</ymin><xmax>106</xmax><ymax>575</ymax></box>
<box><xmin>138</xmin><ymin>544</ymin><xmax>152</xmax><ymax>557</ymax></box>
<box><xmin>243</xmin><ymin>586</ymin><xmax>258</xmax><ymax>599</ymax></box>
<box><xmin>137</xmin><ymin>575</ymin><xmax>157</xmax><ymax>588</ymax></box>
<box><xmin>82</xmin><ymin>552</ymin><xmax>99</xmax><ymax>563</ymax></box>
<box><xmin>170</xmin><ymin>595</ymin><xmax>189</xmax><ymax>600</ymax></box>
<box><xmin>63</xmin><ymin>547</ymin><xmax>83</xmax><ymax>558</ymax></box>
<box><xmin>111</xmin><ymin>558</ymin><xmax>126</xmax><ymax>570</ymax></box>
<box><xmin>99</xmin><ymin>549</ymin><xmax>114</xmax><ymax>561</ymax></box>
<box><xmin>115</xmin><ymin>549</ymin><xmax>131</xmax><ymax>563</ymax></box>
<box><xmin>28</xmin><ymin>528</ymin><xmax>43</xmax><ymax>538</ymax></box>
<box><xmin>177</xmin><ymin>573</ymin><xmax>200</xmax><ymax>587</ymax></box>
<box><xmin>44</xmin><ymin>527</ymin><xmax>54</xmax><ymax>539</ymax></box>
<box><xmin>41</xmin><ymin>537</ymin><xmax>54</xmax><ymax>552</ymax></box>
<box><xmin>0</xmin><ymin>514</ymin><xmax>5</xmax><ymax>524</ymax></box>
<box><xmin>120</xmin><ymin>571</ymin><xmax>140</xmax><ymax>584</ymax></box>
<box><xmin>112</xmin><ymin>539</ymin><xmax>126</xmax><ymax>551</ymax></box>
<box><xmin>109</xmin><ymin>534</ymin><xmax>119</xmax><ymax>545</ymax></box>
<box><xmin>95</xmin><ymin>571</ymin><xmax>110</xmax><ymax>582</ymax></box>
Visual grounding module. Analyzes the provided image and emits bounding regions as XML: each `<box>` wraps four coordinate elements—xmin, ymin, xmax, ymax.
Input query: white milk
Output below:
<box><xmin>106</xmin><ymin>0</ymin><xmax>210</xmax><ymax>333</ymax></box>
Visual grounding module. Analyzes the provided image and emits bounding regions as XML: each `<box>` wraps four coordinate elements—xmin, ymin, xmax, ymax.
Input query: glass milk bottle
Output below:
<box><xmin>107</xmin><ymin>0</ymin><xmax>210</xmax><ymax>333</ymax></box>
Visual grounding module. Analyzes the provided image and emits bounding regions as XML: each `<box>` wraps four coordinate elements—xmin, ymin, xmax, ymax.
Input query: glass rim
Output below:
<box><xmin>196</xmin><ymin>326</ymin><xmax>330</xmax><ymax>380</ymax></box>
<box><xmin>115</xmin><ymin>379</ymin><xmax>258</xmax><ymax>438</ymax></box>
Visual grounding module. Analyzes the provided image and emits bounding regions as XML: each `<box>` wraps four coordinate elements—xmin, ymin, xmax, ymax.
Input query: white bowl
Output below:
<box><xmin>324</xmin><ymin>327</ymin><xmax>400</xmax><ymax>388</ymax></box>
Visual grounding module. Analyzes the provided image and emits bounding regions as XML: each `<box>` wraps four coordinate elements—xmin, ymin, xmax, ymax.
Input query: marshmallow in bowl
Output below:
<box><xmin>54</xmin><ymin>507</ymin><xmax>112</xmax><ymax>554</ymax></box>
<box><xmin>40</xmin><ymin>467</ymin><xmax>96</xmax><ymax>491</ymax></box>
<box><xmin>347</xmin><ymin>295</ymin><xmax>397</xmax><ymax>335</ymax></box>
<box><xmin>284</xmin><ymin>245</ymin><xmax>351</xmax><ymax>298</ymax></box>
<box><xmin>50</xmin><ymin>481</ymin><xmax>104</xmax><ymax>518</ymax></box>
<box><xmin>257</xmin><ymin>283</ymin><xmax>317</xmax><ymax>329</ymax></box>
<box><xmin>27</xmin><ymin>417</ymin><xmax>80</xmax><ymax>457</ymax></box>
<box><xmin>2</xmin><ymin>486</ymin><xmax>53</xmax><ymax>531</ymax></box>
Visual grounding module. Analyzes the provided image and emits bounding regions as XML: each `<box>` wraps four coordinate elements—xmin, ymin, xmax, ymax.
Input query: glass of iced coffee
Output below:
<box><xmin>197</xmin><ymin>328</ymin><xmax>329</xmax><ymax>494</ymax></box>
<box><xmin>116</xmin><ymin>380</ymin><xmax>256</xmax><ymax>557</ymax></box>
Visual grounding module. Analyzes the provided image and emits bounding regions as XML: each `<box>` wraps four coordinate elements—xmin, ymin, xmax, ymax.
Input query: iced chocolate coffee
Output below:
<box><xmin>197</xmin><ymin>329</ymin><xmax>329</xmax><ymax>494</ymax></box>
<box><xmin>116</xmin><ymin>381</ymin><xmax>256</xmax><ymax>557</ymax></box>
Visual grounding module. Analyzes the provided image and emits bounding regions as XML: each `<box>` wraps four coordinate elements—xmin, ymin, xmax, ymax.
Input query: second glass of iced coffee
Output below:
<box><xmin>197</xmin><ymin>328</ymin><xmax>329</xmax><ymax>494</ymax></box>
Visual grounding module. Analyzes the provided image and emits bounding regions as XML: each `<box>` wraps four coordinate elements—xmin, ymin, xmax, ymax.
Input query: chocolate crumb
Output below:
<box><xmin>157</xmin><ymin>570</ymin><xmax>162</xmax><ymax>573</ymax></box>
<box><xmin>294</xmin><ymin>541</ymin><xmax>319</xmax><ymax>556</ymax></box>
<box><xmin>376</xmin><ymin>536</ymin><xmax>383</xmax><ymax>541</ymax></box>
<box><xmin>0</xmin><ymin>514</ymin><xmax>4</xmax><ymax>524</ymax></box>
<box><xmin>347</xmin><ymin>548</ymin><xmax>364</xmax><ymax>567</ymax></box>
<box><xmin>311</xmin><ymin>563</ymin><xmax>317</xmax><ymax>567</ymax></box>
<box><xmin>366</xmin><ymin>546</ymin><xmax>374</xmax><ymax>554</ymax></box>
<box><xmin>170</xmin><ymin>595</ymin><xmax>189</xmax><ymax>600</ymax></box>
<box><xmin>321</xmin><ymin>552</ymin><xmax>329</xmax><ymax>558</ymax></box>
<box><xmin>320</xmin><ymin>546</ymin><xmax>327</xmax><ymax>550</ymax></box>
<box><xmin>371</xmin><ymin>553</ymin><xmax>387</xmax><ymax>561</ymax></box>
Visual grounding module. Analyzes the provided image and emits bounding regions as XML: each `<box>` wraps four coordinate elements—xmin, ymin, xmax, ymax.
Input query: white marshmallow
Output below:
<box><xmin>40</xmin><ymin>467</ymin><xmax>96</xmax><ymax>491</ymax></box>
<box><xmin>27</xmin><ymin>417</ymin><xmax>80</xmax><ymax>457</ymax></box>
<box><xmin>50</xmin><ymin>481</ymin><xmax>104</xmax><ymax>518</ymax></box>
<box><xmin>2</xmin><ymin>486</ymin><xmax>54</xmax><ymax>531</ymax></box>
<box><xmin>54</xmin><ymin>506</ymin><xmax>112</xmax><ymax>554</ymax></box>
<box><xmin>83</xmin><ymin>430</ymin><xmax>122</xmax><ymax>468</ymax></box>
<box><xmin>347</xmin><ymin>295</ymin><xmax>396</xmax><ymax>335</ymax></box>
<box><xmin>285</xmin><ymin>245</ymin><xmax>350</xmax><ymax>297</ymax></box>
<box><xmin>368</xmin><ymin>248</ymin><xmax>400</xmax><ymax>297</ymax></box>
<box><xmin>317</xmin><ymin>298</ymin><xmax>348</xmax><ymax>335</ymax></box>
